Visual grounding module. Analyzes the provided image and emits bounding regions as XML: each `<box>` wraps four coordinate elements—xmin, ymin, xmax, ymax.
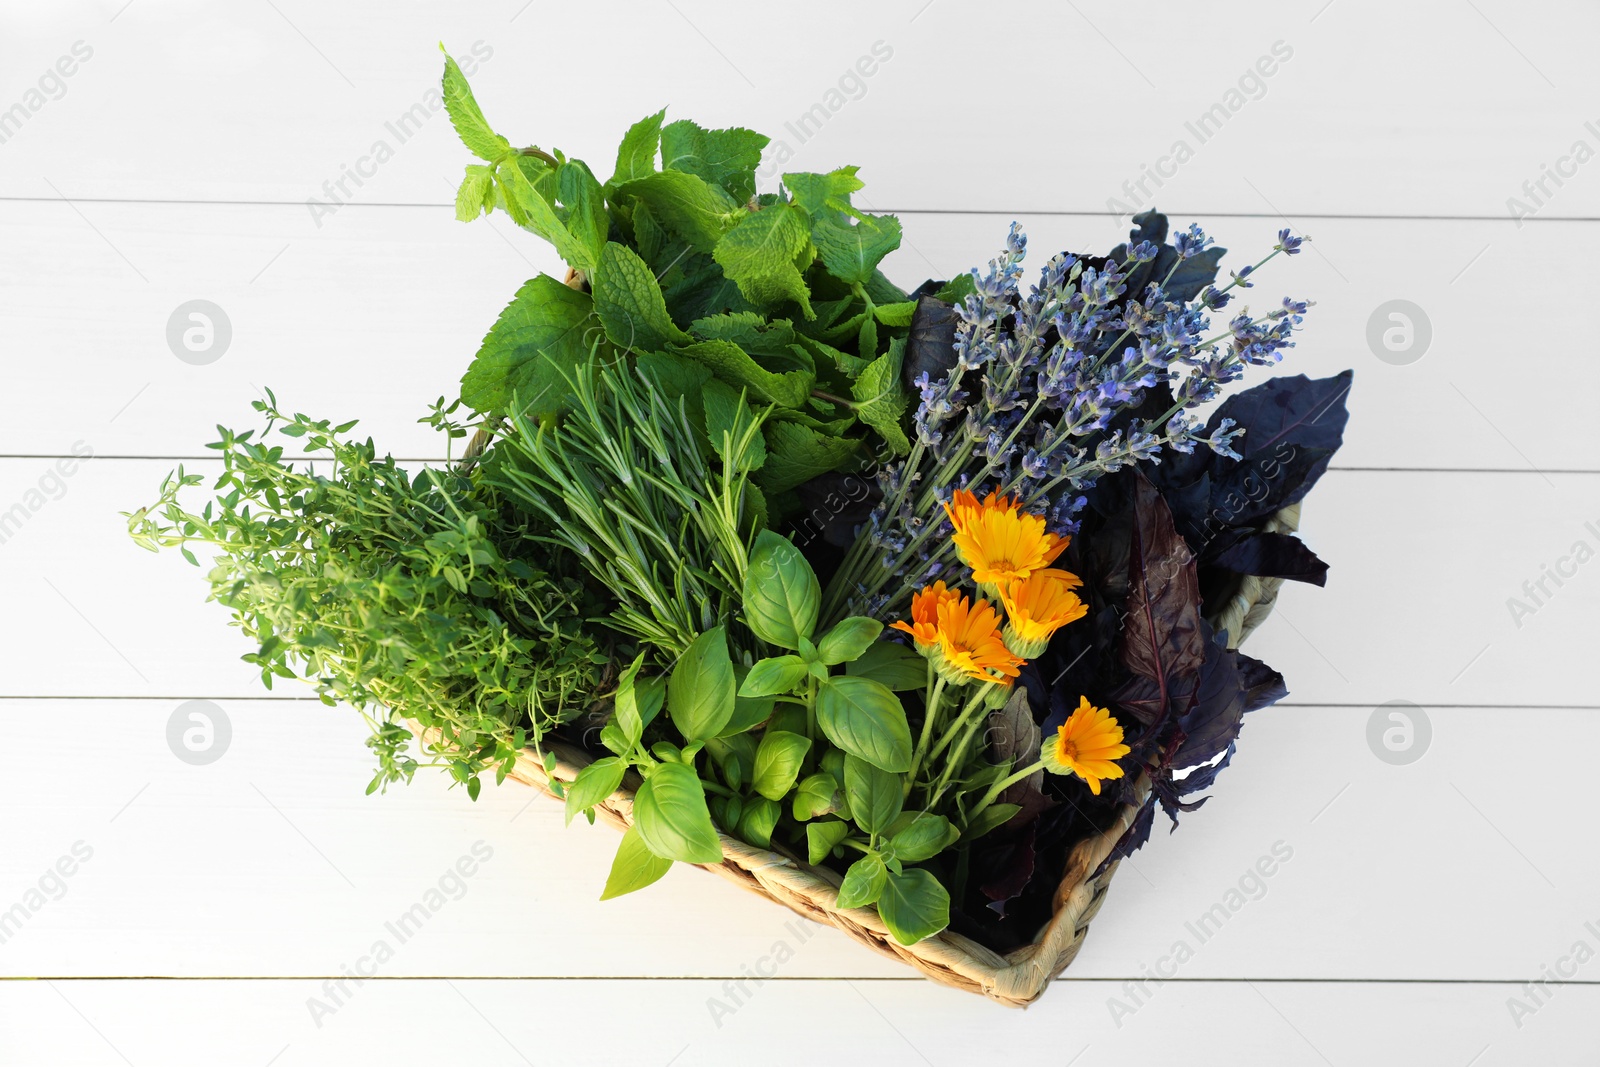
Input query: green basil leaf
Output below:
<box><xmin>883</xmin><ymin>813</ymin><xmax>958</xmax><ymax>863</ymax></box>
<box><xmin>633</xmin><ymin>762</ymin><xmax>723</xmax><ymax>865</ymax></box>
<box><xmin>599</xmin><ymin>825</ymin><xmax>673</xmax><ymax>900</ymax></box>
<box><xmin>817</xmin><ymin>617</ymin><xmax>884</xmax><ymax>665</ymax></box>
<box><xmin>752</xmin><ymin>730</ymin><xmax>812</xmax><ymax>801</ymax></box>
<box><xmin>741</xmin><ymin>530</ymin><xmax>820</xmax><ymax>649</ymax></box>
<box><xmin>791</xmin><ymin>772</ymin><xmax>842</xmax><ymax>821</ymax></box>
<box><xmin>736</xmin><ymin>795</ymin><xmax>781</xmax><ymax>849</ymax></box>
<box><xmin>835</xmin><ymin>852</ymin><xmax>888</xmax><ymax>910</ymax></box>
<box><xmin>815</xmin><ymin>676</ymin><xmax>913</xmax><ymax>772</ymax></box>
<box><xmin>612</xmin><ymin>652</ymin><xmax>648</xmax><ymax>748</ymax></box>
<box><xmin>668</xmin><ymin>626</ymin><xmax>736</xmax><ymax>741</ymax></box>
<box><xmin>845</xmin><ymin>640</ymin><xmax>927</xmax><ymax>692</ymax></box>
<box><xmin>704</xmin><ymin>733</ymin><xmax>757</xmax><ymax>792</ymax></box>
<box><xmin>878</xmin><ymin>868</ymin><xmax>951</xmax><ymax>945</ymax></box>
<box><xmin>806</xmin><ymin>819</ymin><xmax>851</xmax><ymax>865</ymax></box>
<box><xmin>739</xmin><ymin>655</ymin><xmax>809</xmax><ymax>697</ymax></box>
<box><xmin>843</xmin><ymin>754</ymin><xmax>903</xmax><ymax>836</ymax></box>
<box><xmin>563</xmin><ymin>757</ymin><xmax>626</xmax><ymax>826</ymax></box>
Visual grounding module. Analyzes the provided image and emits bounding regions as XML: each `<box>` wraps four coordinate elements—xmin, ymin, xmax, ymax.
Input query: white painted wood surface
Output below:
<box><xmin>2</xmin><ymin>0</ymin><xmax>1595</xmax><ymax>1062</ymax></box>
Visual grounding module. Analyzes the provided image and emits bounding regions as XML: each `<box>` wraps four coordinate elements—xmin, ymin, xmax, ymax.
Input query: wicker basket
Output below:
<box><xmin>449</xmin><ymin>268</ymin><xmax>1300</xmax><ymax>1004</ymax></box>
<box><xmin>415</xmin><ymin>502</ymin><xmax>1298</xmax><ymax>1006</ymax></box>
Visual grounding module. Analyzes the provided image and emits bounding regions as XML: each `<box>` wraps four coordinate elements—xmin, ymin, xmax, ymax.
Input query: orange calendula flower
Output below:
<box><xmin>890</xmin><ymin>581</ymin><xmax>960</xmax><ymax>652</ymax></box>
<box><xmin>933</xmin><ymin>593</ymin><xmax>1025</xmax><ymax>686</ymax></box>
<box><xmin>1000</xmin><ymin>568</ymin><xmax>1088</xmax><ymax>658</ymax></box>
<box><xmin>1040</xmin><ymin>697</ymin><xmax>1130</xmax><ymax>795</ymax></box>
<box><xmin>943</xmin><ymin>491</ymin><xmax>1069</xmax><ymax>590</ymax></box>
<box><xmin>944</xmin><ymin>487</ymin><xmax>1021</xmax><ymax>534</ymax></box>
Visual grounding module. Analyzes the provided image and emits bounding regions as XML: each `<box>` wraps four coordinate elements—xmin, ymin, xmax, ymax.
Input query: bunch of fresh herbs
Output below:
<box><xmin>128</xmin><ymin>51</ymin><xmax>1352</xmax><ymax>956</ymax></box>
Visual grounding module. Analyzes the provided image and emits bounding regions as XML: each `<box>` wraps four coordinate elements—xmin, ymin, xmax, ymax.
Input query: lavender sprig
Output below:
<box><xmin>822</xmin><ymin>222</ymin><xmax>1311</xmax><ymax>622</ymax></box>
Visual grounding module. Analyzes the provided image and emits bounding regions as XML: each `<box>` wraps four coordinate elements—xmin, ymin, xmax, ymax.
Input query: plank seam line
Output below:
<box><xmin>2</xmin><ymin>456</ymin><xmax>1595</xmax><ymax>476</ymax></box>
<box><xmin>10</xmin><ymin>975</ymin><xmax>1600</xmax><ymax>986</ymax></box>
<box><xmin>2</xmin><ymin>196</ymin><xmax>1598</xmax><ymax>224</ymax></box>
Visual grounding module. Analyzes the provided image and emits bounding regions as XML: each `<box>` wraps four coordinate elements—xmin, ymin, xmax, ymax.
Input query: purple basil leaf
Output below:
<box><xmin>1111</xmin><ymin>471</ymin><xmax>1207</xmax><ymax>726</ymax></box>
<box><xmin>901</xmin><ymin>294</ymin><xmax>959</xmax><ymax>393</ymax></box>
<box><xmin>1236</xmin><ymin>651</ymin><xmax>1289</xmax><ymax>712</ymax></box>
<box><xmin>1210</xmin><ymin>531</ymin><xmax>1329</xmax><ymax>586</ymax></box>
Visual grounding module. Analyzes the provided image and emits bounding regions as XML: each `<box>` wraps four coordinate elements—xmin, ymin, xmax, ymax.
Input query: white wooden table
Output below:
<box><xmin>2</xmin><ymin>1</ymin><xmax>1596</xmax><ymax>1063</ymax></box>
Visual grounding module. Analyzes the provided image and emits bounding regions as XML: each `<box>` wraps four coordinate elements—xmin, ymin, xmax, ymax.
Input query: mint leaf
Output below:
<box><xmin>689</xmin><ymin>313</ymin><xmax>795</xmax><ymax>359</ymax></box>
<box><xmin>813</xmin><ymin>212</ymin><xmax>901</xmax><ymax>286</ymax></box>
<box><xmin>851</xmin><ymin>337</ymin><xmax>911</xmax><ymax>455</ymax></box>
<box><xmin>671</xmin><ymin>339</ymin><xmax>812</xmax><ymax>409</ymax></box>
<box><xmin>873</xmin><ymin>300</ymin><xmax>916</xmax><ymax>327</ymax></box>
<box><xmin>494</xmin><ymin>160</ymin><xmax>597</xmax><ymax>271</ymax></box>
<box><xmin>661</xmin><ymin>119</ymin><xmax>769</xmax><ymax>203</ymax></box>
<box><xmin>593</xmin><ymin>242</ymin><xmax>690</xmax><ymax>353</ymax></box>
<box><xmin>702</xmin><ymin>379</ymin><xmax>767</xmax><ymax>472</ymax></box>
<box><xmin>459</xmin><ymin>274</ymin><xmax>600</xmax><ymax>418</ymax></box>
<box><xmin>756</xmin><ymin>421</ymin><xmax>862</xmax><ymax>495</ymax></box>
<box><xmin>783</xmin><ymin>167</ymin><xmax>863</xmax><ymax>218</ymax></box>
<box><xmin>611</xmin><ymin>108</ymin><xmax>666</xmax><ymax>188</ymax></box>
<box><xmin>455</xmin><ymin>164</ymin><xmax>495</xmax><ymax>222</ymax></box>
<box><xmin>613</xmin><ymin>170</ymin><xmax>741</xmax><ymax>253</ymax></box>
<box><xmin>794</xmin><ymin>334</ymin><xmax>870</xmax><ymax>378</ymax></box>
<box><xmin>439</xmin><ymin>48</ymin><xmax>511</xmax><ymax>163</ymax></box>
<box><xmin>934</xmin><ymin>273</ymin><xmax>976</xmax><ymax>304</ymax></box>
<box><xmin>557</xmin><ymin>160</ymin><xmax>609</xmax><ymax>272</ymax></box>
<box><xmin>713</xmin><ymin>203</ymin><xmax>814</xmax><ymax>318</ymax></box>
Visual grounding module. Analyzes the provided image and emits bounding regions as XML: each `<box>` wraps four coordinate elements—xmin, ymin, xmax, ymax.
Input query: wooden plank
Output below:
<box><xmin>1</xmin><ymin>458</ymin><xmax>1592</xmax><ymax>706</ymax></box>
<box><xmin>0</xmin><ymin>201</ymin><xmax>1589</xmax><ymax>471</ymax></box>
<box><xmin>3</xmin><ymin>1</ymin><xmax>1597</xmax><ymax>218</ymax></box>
<box><xmin>0</xmin><ymin>696</ymin><xmax>1593</xmax><ymax>982</ymax></box>
<box><xmin>1</xmin><ymin>977</ymin><xmax>1594</xmax><ymax>1065</ymax></box>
